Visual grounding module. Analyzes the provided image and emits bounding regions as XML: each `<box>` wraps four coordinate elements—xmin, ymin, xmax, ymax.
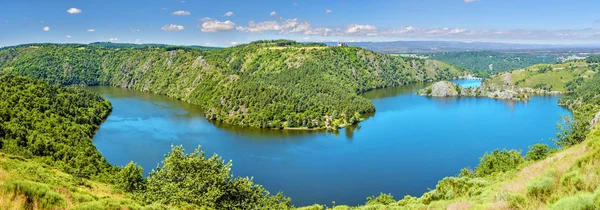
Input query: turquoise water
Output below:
<box><xmin>88</xmin><ymin>81</ymin><xmax>569</xmax><ymax>206</ymax></box>
<box><xmin>452</xmin><ymin>79</ymin><xmax>482</xmax><ymax>88</ymax></box>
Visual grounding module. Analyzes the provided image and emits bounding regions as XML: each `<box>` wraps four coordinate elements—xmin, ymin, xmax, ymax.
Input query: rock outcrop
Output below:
<box><xmin>418</xmin><ymin>80</ymin><xmax>561</xmax><ymax>101</ymax></box>
<box><xmin>591</xmin><ymin>111</ymin><xmax>600</xmax><ymax>128</ymax></box>
<box><xmin>428</xmin><ymin>81</ymin><xmax>460</xmax><ymax>97</ymax></box>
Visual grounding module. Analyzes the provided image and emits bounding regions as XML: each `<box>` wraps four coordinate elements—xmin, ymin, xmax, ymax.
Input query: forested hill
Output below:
<box><xmin>0</xmin><ymin>40</ymin><xmax>462</xmax><ymax>130</ymax></box>
<box><xmin>423</xmin><ymin>51</ymin><xmax>558</xmax><ymax>77</ymax></box>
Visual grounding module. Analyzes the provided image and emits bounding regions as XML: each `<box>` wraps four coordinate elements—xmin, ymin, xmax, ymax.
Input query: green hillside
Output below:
<box><xmin>0</xmin><ymin>75</ymin><xmax>291</xmax><ymax>209</ymax></box>
<box><xmin>0</xmin><ymin>40</ymin><xmax>461</xmax><ymax>130</ymax></box>
<box><xmin>424</xmin><ymin>51</ymin><xmax>558</xmax><ymax>77</ymax></box>
<box><xmin>485</xmin><ymin>60</ymin><xmax>599</xmax><ymax>92</ymax></box>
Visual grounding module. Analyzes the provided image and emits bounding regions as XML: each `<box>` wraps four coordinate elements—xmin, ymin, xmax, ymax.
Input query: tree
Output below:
<box><xmin>115</xmin><ymin>161</ymin><xmax>145</xmax><ymax>193</ymax></box>
<box><xmin>475</xmin><ymin>149</ymin><xmax>524</xmax><ymax>177</ymax></box>
<box><xmin>141</xmin><ymin>145</ymin><xmax>291</xmax><ymax>209</ymax></box>
<box><xmin>553</xmin><ymin>115</ymin><xmax>586</xmax><ymax>147</ymax></box>
<box><xmin>525</xmin><ymin>144</ymin><xmax>550</xmax><ymax>161</ymax></box>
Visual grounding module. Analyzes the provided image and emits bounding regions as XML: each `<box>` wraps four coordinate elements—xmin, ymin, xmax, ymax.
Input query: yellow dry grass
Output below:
<box><xmin>501</xmin><ymin>143</ymin><xmax>588</xmax><ymax>194</ymax></box>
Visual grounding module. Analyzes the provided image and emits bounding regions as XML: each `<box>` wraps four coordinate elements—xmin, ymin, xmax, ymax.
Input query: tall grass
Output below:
<box><xmin>1</xmin><ymin>180</ymin><xmax>65</xmax><ymax>209</ymax></box>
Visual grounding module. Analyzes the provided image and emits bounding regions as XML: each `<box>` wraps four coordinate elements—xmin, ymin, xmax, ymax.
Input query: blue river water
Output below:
<box><xmin>88</xmin><ymin>80</ymin><xmax>570</xmax><ymax>206</ymax></box>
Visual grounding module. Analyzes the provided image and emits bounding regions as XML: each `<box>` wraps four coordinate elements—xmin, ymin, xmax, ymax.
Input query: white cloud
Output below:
<box><xmin>109</xmin><ymin>38</ymin><xmax>118</xmax><ymax>41</ymax></box>
<box><xmin>131</xmin><ymin>28</ymin><xmax>141</xmax><ymax>32</ymax></box>
<box><xmin>135</xmin><ymin>39</ymin><xmax>142</xmax><ymax>44</ymax></box>
<box><xmin>200</xmin><ymin>18</ymin><xmax>235</xmax><ymax>32</ymax></box>
<box><xmin>464</xmin><ymin>0</ymin><xmax>479</xmax><ymax>3</ymax></box>
<box><xmin>172</xmin><ymin>10</ymin><xmax>191</xmax><ymax>16</ymax></box>
<box><xmin>224</xmin><ymin>11</ymin><xmax>234</xmax><ymax>16</ymax></box>
<box><xmin>67</xmin><ymin>8</ymin><xmax>82</xmax><ymax>14</ymax></box>
<box><xmin>66</xmin><ymin>35</ymin><xmax>71</xmax><ymax>38</ymax></box>
<box><xmin>325</xmin><ymin>9</ymin><xmax>332</xmax><ymax>14</ymax></box>
<box><xmin>236</xmin><ymin>18</ymin><xmax>311</xmax><ymax>34</ymax></box>
<box><xmin>304</xmin><ymin>27</ymin><xmax>334</xmax><ymax>36</ymax></box>
<box><xmin>161</xmin><ymin>24</ymin><xmax>185</xmax><ymax>32</ymax></box>
<box><xmin>230</xmin><ymin>42</ymin><xmax>239</xmax><ymax>46</ymax></box>
<box><xmin>87</xmin><ymin>28</ymin><xmax>95</xmax><ymax>32</ymax></box>
<box><xmin>346</xmin><ymin>24</ymin><xmax>376</xmax><ymax>34</ymax></box>
<box><xmin>43</xmin><ymin>26</ymin><xmax>50</xmax><ymax>31</ymax></box>
<box><xmin>270</xmin><ymin>11</ymin><xmax>277</xmax><ymax>16</ymax></box>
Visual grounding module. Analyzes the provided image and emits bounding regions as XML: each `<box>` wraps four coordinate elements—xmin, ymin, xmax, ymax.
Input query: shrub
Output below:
<box><xmin>115</xmin><ymin>161</ymin><xmax>145</xmax><ymax>193</ymax></box>
<box><xmin>366</xmin><ymin>193</ymin><xmax>396</xmax><ymax>205</ymax></box>
<box><xmin>330</xmin><ymin>206</ymin><xmax>351</xmax><ymax>210</ymax></box>
<box><xmin>1</xmin><ymin>180</ymin><xmax>65</xmax><ymax>210</ymax></box>
<box><xmin>475</xmin><ymin>149</ymin><xmax>524</xmax><ymax>177</ymax></box>
<box><xmin>458</xmin><ymin>168</ymin><xmax>475</xmax><ymax>178</ymax></box>
<box><xmin>525</xmin><ymin>144</ymin><xmax>550</xmax><ymax>161</ymax></box>
<box><xmin>561</xmin><ymin>170</ymin><xmax>585</xmax><ymax>191</ymax></box>
<box><xmin>506</xmin><ymin>193</ymin><xmax>526</xmax><ymax>209</ymax></box>
<box><xmin>71</xmin><ymin>192</ymin><xmax>97</xmax><ymax>203</ymax></box>
<box><xmin>553</xmin><ymin>114</ymin><xmax>588</xmax><ymax>147</ymax></box>
<box><xmin>296</xmin><ymin>204</ymin><xmax>325</xmax><ymax>210</ymax></box>
<box><xmin>550</xmin><ymin>193</ymin><xmax>595</xmax><ymax>210</ymax></box>
<box><xmin>527</xmin><ymin>177</ymin><xmax>554</xmax><ymax>200</ymax></box>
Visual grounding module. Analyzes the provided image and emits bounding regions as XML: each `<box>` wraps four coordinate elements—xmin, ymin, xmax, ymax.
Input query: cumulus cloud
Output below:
<box><xmin>87</xmin><ymin>28</ymin><xmax>95</xmax><ymax>32</ymax></box>
<box><xmin>43</xmin><ymin>26</ymin><xmax>50</xmax><ymax>31</ymax></box>
<box><xmin>325</xmin><ymin>9</ymin><xmax>332</xmax><ymax>14</ymax></box>
<box><xmin>464</xmin><ymin>0</ymin><xmax>479</xmax><ymax>3</ymax></box>
<box><xmin>270</xmin><ymin>11</ymin><xmax>277</xmax><ymax>16</ymax></box>
<box><xmin>236</xmin><ymin>18</ymin><xmax>311</xmax><ymax>34</ymax></box>
<box><xmin>231</xmin><ymin>42</ymin><xmax>239</xmax><ymax>46</ymax></box>
<box><xmin>231</xmin><ymin>13</ymin><xmax>600</xmax><ymax>43</ymax></box>
<box><xmin>161</xmin><ymin>24</ymin><xmax>185</xmax><ymax>32</ymax></box>
<box><xmin>172</xmin><ymin>10</ymin><xmax>191</xmax><ymax>16</ymax></box>
<box><xmin>200</xmin><ymin>18</ymin><xmax>235</xmax><ymax>32</ymax></box>
<box><xmin>346</xmin><ymin>24</ymin><xmax>376</xmax><ymax>34</ymax></box>
<box><xmin>67</xmin><ymin>8</ymin><xmax>82</xmax><ymax>14</ymax></box>
<box><xmin>224</xmin><ymin>11</ymin><xmax>234</xmax><ymax>16</ymax></box>
<box><xmin>109</xmin><ymin>38</ymin><xmax>118</xmax><ymax>41</ymax></box>
<box><xmin>66</xmin><ymin>35</ymin><xmax>71</xmax><ymax>38</ymax></box>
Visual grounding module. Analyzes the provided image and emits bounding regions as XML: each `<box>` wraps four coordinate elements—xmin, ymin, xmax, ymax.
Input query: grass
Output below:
<box><xmin>0</xmin><ymin>153</ymin><xmax>146</xmax><ymax>210</ymax></box>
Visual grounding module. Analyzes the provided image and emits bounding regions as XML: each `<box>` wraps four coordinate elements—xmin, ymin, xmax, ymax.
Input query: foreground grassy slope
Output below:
<box><xmin>0</xmin><ymin>152</ymin><xmax>144</xmax><ymax>210</ymax></box>
<box><xmin>0</xmin><ymin>40</ymin><xmax>462</xmax><ymax>130</ymax></box>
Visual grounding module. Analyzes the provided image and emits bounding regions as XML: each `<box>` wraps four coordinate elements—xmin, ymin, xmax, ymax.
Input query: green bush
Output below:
<box><xmin>525</xmin><ymin>144</ymin><xmax>550</xmax><ymax>161</ymax></box>
<box><xmin>475</xmin><ymin>149</ymin><xmax>524</xmax><ymax>177</ymax></box>
<box><xmin>296</xmin><ymin>204</ymin><xmax>325</xmax><ymax>210</ymax></box>
<box><xmin>366</xmin><ymin>193</ymin><xmax>396</xmax><ymax>205</ymax></box>
<box><xmin>1</xmin><ymin>180</ymin><xmax>65</xmax><ymax>209</ymax></box>
<box><xmin>141</xmin><ymin>145</ymin><xmax>291</xmax><ymax>209</ymax></box>
<box><xmin>506</xmin><ymin>193</ymin><xmax>526</xmax><ymax>209</ymax></box>
<box><xmin>550</xmin><ymin>193</ymin><xmax>595</xmax><ymax>210</ymax></box>
<box><xmin>330</xmin><ymin>206</ymin><xmax>351</xmax><ymax>210</ymax></box>
<box><xmin>115</xmin><ymin>161</ymin><xmax>145</xmax><ymax>193</ymax></box>
<box><xmin>561</xmin><ymin>170</ymin><xmax>585</xmax><ymax>191</ymax></box>
<box><xmin>527</xmin><ymin>177</ymin><xmax>554</xmax><ymax>200</ymax></box>
<box><xmin>71</xmin><ymin>192</ymin><xmax>97</xmax><ymax>203</ymax></box>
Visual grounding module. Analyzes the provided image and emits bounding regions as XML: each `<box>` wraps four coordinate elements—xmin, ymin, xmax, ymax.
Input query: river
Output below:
<box><xmin>87</xmin><ymin>80</ymin><xmax>570</xmax><ymax>206</ymax></box>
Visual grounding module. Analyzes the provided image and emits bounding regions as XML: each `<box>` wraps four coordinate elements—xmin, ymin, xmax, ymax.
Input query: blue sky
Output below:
<box><xmin>2</xmin><ymin>0</ymin><xmax>600</xmax><ymax>47</ymax></box>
